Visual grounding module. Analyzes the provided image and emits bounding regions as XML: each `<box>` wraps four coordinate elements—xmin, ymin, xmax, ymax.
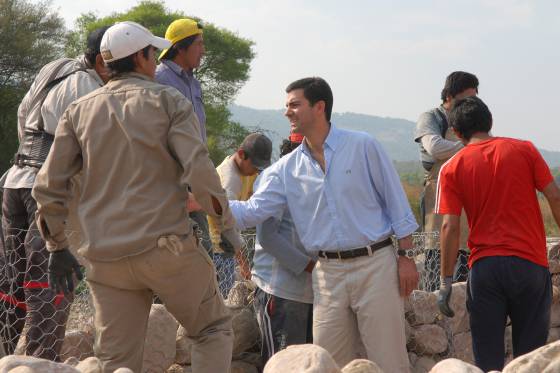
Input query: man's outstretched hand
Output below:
<box><xmin>48</xmin><ymin>249</ymin><xmax>83</xmax><ymax>295</ymax></box>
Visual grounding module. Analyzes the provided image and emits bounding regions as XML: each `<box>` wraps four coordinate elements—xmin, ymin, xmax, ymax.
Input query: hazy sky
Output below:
<box><xmin>50</xmin><ymin>0</ymin><xmax>560</xmax><ymax>151</ymax></box>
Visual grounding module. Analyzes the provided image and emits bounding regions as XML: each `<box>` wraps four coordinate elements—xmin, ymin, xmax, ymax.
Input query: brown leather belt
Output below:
<box><xmin>318</xmin><ymin>237</ymin><xmax>393</xmax><ymax>260</ymax></box>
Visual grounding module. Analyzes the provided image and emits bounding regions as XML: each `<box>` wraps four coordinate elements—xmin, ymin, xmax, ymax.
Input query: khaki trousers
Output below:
<box><xmin>312</xmin><ymin>246</ymin><xmax>409</xmax><ymax>373</ymax></box>
<box><xmin>85</xmin><ymin>234</ymin><xmax>233</xmax><ymax>373</ymax></box>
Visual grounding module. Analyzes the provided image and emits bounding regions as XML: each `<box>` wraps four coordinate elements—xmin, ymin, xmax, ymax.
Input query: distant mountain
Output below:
<box><xmin>229</xmin><ymin>104</ymin><xmax>560</xmax><ymax>168</ymax></box>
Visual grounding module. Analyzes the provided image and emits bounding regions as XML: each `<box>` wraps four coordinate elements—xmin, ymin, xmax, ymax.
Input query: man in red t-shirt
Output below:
<box><xmin>435</xmin><ymin>96</ymin><xmax>560</xmax><ymax>372</ymax></box>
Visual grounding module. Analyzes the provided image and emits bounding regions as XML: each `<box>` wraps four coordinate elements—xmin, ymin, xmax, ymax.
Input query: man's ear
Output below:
<box><xmin>452</xmin><ymin>127</ymin><xmax>468</xmax><ymax>144</ymax></box>
<box><xmin>237</xmin><ymin>149</ymin><xmax>247</xmax><ymax>160</ymax></box>
<box><xmin>313</xmin><ymin>100</ymin><xmax>326</xmax><ymax>116</ymax></box>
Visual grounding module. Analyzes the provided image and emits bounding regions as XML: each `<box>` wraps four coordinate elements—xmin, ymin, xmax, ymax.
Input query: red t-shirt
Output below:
<box><xmin>435</xmin><ymin>137</ymin><xmax>553</xmax><ymax>268</ymax></box>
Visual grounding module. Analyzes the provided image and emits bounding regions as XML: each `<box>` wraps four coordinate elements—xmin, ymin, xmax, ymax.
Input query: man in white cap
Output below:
<box><xmin>32</xmin><ymin>21</ymin><xmax>238</xmax><ymax>372</ymax></box>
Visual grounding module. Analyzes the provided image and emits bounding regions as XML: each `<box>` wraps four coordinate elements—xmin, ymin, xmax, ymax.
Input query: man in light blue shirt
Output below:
<box><xmin>230</xmin><ymin>77</ymin><xmax>418</xmax><ymax>372</ymax></box>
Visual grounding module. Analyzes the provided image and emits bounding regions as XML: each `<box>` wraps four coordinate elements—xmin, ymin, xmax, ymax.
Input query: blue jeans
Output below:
<box><xmin>467</xmin><ymin>256</ymin><xmax>551</xmax><ymax>372</ymax></box>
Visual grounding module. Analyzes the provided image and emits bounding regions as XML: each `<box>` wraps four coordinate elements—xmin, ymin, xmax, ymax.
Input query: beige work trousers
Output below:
<box><xmin>84</xmin><ymin>234</ymin><xmax>233</xmax><ymax>373</ymax></box>
<box><xmin>312</xmin><ymin>246</ymin><xmax>409</xmax><ymax>373</ymax></box>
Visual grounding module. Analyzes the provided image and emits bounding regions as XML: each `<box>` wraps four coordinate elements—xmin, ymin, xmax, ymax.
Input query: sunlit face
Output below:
<box><xmin>284</xmin><ymin>89</ymin><xmax>316</xmax><ymax>137</ymax></box>
<box><xmin>182</xmin><ymin>34</ymin><xmax>205</xmax><ymax>70</ymax></box>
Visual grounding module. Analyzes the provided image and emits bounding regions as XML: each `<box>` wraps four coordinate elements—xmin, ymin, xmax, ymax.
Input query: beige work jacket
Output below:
<box><xmin>32</xmin><ymin>72</ymin><xmax>234</xmax><ymax>261</ymax></box>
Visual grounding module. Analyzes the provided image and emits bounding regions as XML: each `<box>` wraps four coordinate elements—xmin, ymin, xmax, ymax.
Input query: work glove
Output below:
<box><xmin>220</xmin><ymin>228</ymin><xmax>244</xmax><ymax>254</ymax></box>
<box><xmin>437</xmin><ymin>276</ymin><xmax>455</xmax><ymax>317</ymax></box>
<box><xmin>48</xmin><ymin>249</ymin><xmax>83</xmax><ymax>295</ymax></box>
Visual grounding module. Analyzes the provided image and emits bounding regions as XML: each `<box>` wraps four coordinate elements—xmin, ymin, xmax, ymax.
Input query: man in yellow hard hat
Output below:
<box><xmin>156</xmin><ymin>19</ymin><xmax>215</xmax><ymax>260</ymax></box>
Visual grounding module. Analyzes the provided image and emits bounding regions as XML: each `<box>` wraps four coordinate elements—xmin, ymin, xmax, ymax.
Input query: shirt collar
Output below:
<box><xmin>299</xmin><ymin>123</ymin><xmax>340</xmax><ymax>155</ymax></box>
<box><xmin>162</xmin><ymin>60</ymin><xmax>194</xmax><ymax>78</ymax></box>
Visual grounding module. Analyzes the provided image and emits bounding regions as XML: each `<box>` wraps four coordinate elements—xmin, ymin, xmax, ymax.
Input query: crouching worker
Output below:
<box><xmin>32</xmin><ymin>21</ymin><xmax>240</xmax><ymax>373</ymax></box>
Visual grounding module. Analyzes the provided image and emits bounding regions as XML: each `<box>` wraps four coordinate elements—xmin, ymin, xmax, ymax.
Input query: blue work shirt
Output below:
<box><xmin>155</xmin><ymin>60</ymin><xmax>207</xmax><ymax>141</ymax></box>
<box><xmin>230</xmin><ymin>125</ymin><xmax>419</xmax><ymax>255</ymax></box>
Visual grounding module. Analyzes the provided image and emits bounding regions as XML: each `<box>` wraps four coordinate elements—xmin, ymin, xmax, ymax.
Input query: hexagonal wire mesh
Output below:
<box><xmin>14</xmin><ymin>228</ymin><xmax>560</xmax><ymax>365</ymax></box>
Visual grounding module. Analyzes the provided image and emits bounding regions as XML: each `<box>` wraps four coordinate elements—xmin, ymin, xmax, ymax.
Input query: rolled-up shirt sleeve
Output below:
<box><xmin>365</xmin><ymin>138</ymin><xmax>419</xmax><ymax>238</ymax></box>
<box><xmin>230</xmin><ymin>168</ymin><xmax>286</xmax><ymax>230</ymax></box>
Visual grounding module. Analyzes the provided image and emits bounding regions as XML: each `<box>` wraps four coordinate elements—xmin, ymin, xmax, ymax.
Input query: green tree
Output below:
<box><xmin>65</xmin><ymin>0</ymin><xmax>254</xmax><ymax>164</ymax></box>
<box><xmin>0</xmin><ymin>0</ymin><xmax>66</xmax><ymax>173</ymax></box>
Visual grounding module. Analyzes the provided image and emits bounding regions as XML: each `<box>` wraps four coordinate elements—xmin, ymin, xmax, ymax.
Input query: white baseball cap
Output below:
<box><xmin>100</xmin><ymin>21</ymin><xmax>171</xmax><ymax>63</ymax></box>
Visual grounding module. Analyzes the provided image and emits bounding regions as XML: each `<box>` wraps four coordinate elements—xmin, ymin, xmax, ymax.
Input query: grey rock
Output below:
<box><xmin>428</xmin><ymin>358</ymin><xmax>483</xmax><ymax>373</ymax></box>
<box><xmin>0</xmin><ymin>355</ymin><xmax>79</xmax><ymax>373</ymax></box>
<box><xmin>407</xmin><ymin>291</ymin><xmax>439</xmax><ymax>326</ymax></box>
<box><xmin>410</xmin><ymin>324</ymin><xmax>448</xmax><ymax>355</ymax></box>
<box><xmin>231</xmin><ymin>307</ymin><xmax>260</xmax><ymax>355</ymax></box>
<box><xmin>452</xmin><ymin>332</ymin><xmax>474</xmax><ymax>365</ymax></box>
<box><xmin>60</xmin><ymin>330</ymin><xmax>94</xmax><ymax>362</ymax></box>
<box><xmin>503</xmin><ymin>340</ymin><xmax>560</xmax><ymax>372</ymax></box>
<box><xmin>412</xmin><ymin>356</ymin><xmax>437</xmax><ymax>373</ymax></box>
<box><xmin>142</xmin><ymin>304</ymin><xmax>179</xmax><ymax>373</ymax></box>
<box><xmin>75</xmin><ymin>357</ymin><xmax>102</xmax><ymax>373</ymax></box>
<box><xmin>341</xmin><ymin>359</ymin><xmax>384</xmax><ymax>373</ymax></box>
<box><xmin>264</xmin><ymin>344</ymin><xmax>340</xmax><ymax>373</ymax></box>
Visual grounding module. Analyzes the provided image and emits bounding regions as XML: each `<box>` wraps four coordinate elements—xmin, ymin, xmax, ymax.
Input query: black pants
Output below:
<box><xmin>467</xmin><ymin>256</ymin><xmax>551</xmax><ymax>372</ymax></box>
<box><xmin>253</xmin><ymin>287</ymin><xmax>313</xmax><ymax>365</ymax></box>
<box><xmin>1</xmin><ymin>188</ymin><xmax>72</xmax><ymax>360</ymax></box>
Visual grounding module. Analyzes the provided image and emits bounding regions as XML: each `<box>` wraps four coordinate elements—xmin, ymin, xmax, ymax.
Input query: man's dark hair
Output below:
<box><xmin>85</xmin><ymin>26</ymin><xmax>111</xmax><ymax>66</ymax></box>
<box><xmin>449</xmin><ymin>96</ymin><xmax>492</xmax><ymax>141</ymax></box>
<box><xmin>106</xmin><ymin>45</ymin><xmax>152</xmax><ymax>77</ymax></box>
<box><xmin>161</xmin><ymin>23</ymin><xmax>203</xmax><ymax>61</ymax></box>
<box><xmin>440</xmin><ymin>71</ymin><xmax>479</xmax><ymax>103</ymax></box>
<box><xmin>285</xmin><ymin>77</ymin><xmax>333</xmax><ymax>121</ymax></box>
<box><xmin>280</xmin><ymin>139</ymin><xmax>300</xmax><ymax>157</ymax></box>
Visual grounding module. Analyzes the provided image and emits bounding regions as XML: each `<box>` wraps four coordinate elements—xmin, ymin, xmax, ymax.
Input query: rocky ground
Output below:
<box><xmin>1</xmin><ymin>241</ymin><xmax>559</xmax><ymax>372</ymax></box>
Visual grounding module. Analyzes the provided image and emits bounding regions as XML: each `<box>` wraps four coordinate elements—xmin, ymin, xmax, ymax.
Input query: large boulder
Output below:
<box><xmin>409</xmin><ymin>324</ymin><xmax>448</xmax><ymax>355</ymax></box>
<box><xmin>75</xmin><ymin>357</ymin><xmax>102</xmax><ymax>373</ymax></box>
<box><xmin>407</xmin><ymin>291</ymin><xmax>439</xmax><ymax>326</ymax></box>
<box><xmin>142</xmin><ymin>304</ymin><xmax>179</xmax><ymax>373</ymax></box>
<box><xmin>0</xmin><ymin>356</ymin><xmax>79</xmax><ymax>373</ymax></box>
<box><xmin>60</xmin><ymin>330</ymin><xmax>95</xmax><ymax>362</ymax></box>
<box><xmin>231</xmin><ymin>307</ymin><xmax>260</xmax><ymax>356</ymax></box>
<box><xmin>452</xmin><ymin>332</ymin><xmax>474</xmax><ymax>364</ymax></box>
<box><xmin>263</xmin><ymin>344</ymin><xmax>340</xmax><ymax>373</ymax></box>
<box><xmin>428</xmin><ymin>358</ymin><xmax>483</xmax><ymax>373</ymax></box>
<box><xmin>341</xmin><ymin>359</ymin><xmax>384</xmax><ymax>373</ymax></box>
<box><xmin>446</xmin><ymin>282</ymin><xmax>469</xmax><ymax>334</ymax></box>
<box><xmin>503</xmin><ymin>340</ymin><xmax>560</xmax><ymax>372</ymax></box>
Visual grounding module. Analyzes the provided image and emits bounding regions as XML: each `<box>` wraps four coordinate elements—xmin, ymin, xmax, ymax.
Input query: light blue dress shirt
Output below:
<box><xmin>230</xmin><ymin>125</ymin><xmax>418</xmax><ymax>255</ymax></box>
<box><xmin>155</xmin><ymin>60</ymin><xmax>207</xmax><ymax>141</ymax></box>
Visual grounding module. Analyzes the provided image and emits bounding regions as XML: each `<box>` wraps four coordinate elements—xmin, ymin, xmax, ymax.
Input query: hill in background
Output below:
<box><xmin>230</xmin><ymin>104</ymin><xmax>560</xmax><ymax>169</ymax></box>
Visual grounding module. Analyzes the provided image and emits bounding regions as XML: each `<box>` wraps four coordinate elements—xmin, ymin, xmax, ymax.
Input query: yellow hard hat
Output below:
<box><xmin>159</xmin><ymin>18</ymin><xmax>203</xmax><ymax>60</ymax></box>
